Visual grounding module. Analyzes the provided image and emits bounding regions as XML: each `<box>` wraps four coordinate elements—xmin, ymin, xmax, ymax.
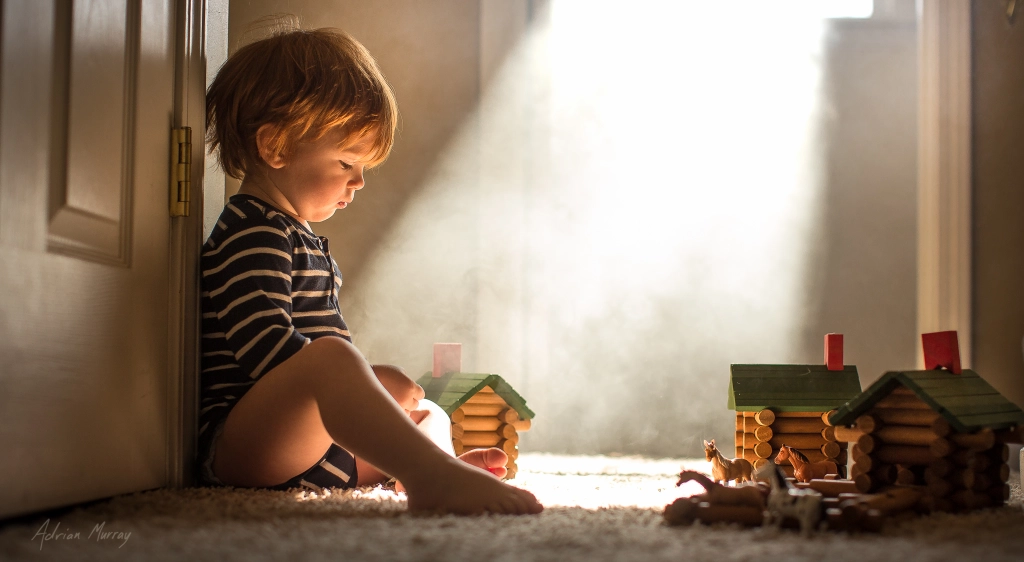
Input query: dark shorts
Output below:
<box><xmin>197</xmin><ymin>417</ymin><xmax>359</xmax><ymax>493</ymax></box>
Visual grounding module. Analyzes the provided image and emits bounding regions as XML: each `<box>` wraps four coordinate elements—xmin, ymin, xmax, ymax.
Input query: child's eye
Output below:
<box><xmin>339</xmin><ymin>161</ymin><xmax>353</xmax><ymax>170</ymax></box>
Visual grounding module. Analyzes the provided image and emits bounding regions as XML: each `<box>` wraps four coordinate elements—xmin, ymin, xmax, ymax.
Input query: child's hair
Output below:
<box><xmin>207</xmin><ymin>22</ymin><xmax>398</xmax><ymax>179</ymax></box>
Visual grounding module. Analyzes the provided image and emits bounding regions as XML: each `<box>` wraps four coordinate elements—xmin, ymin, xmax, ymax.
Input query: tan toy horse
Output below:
<box><xmin>703</xmin><ymin>439</ymin><xmax>754</xmax><ymax>485</ymax></box>
<box><xmin>774</xmin><ymin>445</ymin><xmax>838</xmax><ymax>483</ymax></box>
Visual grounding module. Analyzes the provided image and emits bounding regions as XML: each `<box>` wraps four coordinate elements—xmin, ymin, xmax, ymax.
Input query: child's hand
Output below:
<box><xmin>372</xmin><ymin>364</ymin><xmax>425</xmax><ymax>412</ymax></box>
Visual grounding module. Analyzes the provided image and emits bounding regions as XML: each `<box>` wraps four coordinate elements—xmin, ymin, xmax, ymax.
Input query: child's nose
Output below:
<box><xmin>350</xmin><ymin>171</ymin><xmax>365</xmax><ymax>190</ymax></box>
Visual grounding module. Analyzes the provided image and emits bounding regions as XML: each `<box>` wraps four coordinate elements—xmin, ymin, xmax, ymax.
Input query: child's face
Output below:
<box><xmin>270</xmin><ymin>128</ymin><xmax>377</xmax><ymax>223</ymax></box>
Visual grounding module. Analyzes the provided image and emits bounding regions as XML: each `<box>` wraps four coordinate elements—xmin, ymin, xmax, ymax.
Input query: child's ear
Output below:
<box><xmin>256</xmin><ymin>123</ymin><xmax>287</xmax><ymax>169</ymax></box>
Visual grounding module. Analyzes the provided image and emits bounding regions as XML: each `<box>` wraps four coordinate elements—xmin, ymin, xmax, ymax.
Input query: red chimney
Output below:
<box><xmin>825</xmin><ymin>333</ymin><xmax>843</xmax><ymax>371</ymax></box>
<box><xmin>432</xmin><ymin>343</ymin><xmax>462</xmax><ymax>378</ymax></box>
<box><xmin>922</xmin><ymin>331</ymin><xmax>961</xmax><ymax>374</ymax></box>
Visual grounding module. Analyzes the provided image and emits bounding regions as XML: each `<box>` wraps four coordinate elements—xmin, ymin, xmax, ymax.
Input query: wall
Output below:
<box><xmin>972</xmin><ymin>1</ymin><xmax>1024</xmax><ymax>408</ymax></box>
<box><xmin>224</xmin><ymin>1</ymin><xmax>920</xmax><ymax>456</ymax></box>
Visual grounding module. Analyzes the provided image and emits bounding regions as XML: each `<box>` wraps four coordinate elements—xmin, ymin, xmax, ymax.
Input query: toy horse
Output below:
<box><xmin>755</xmin><ymin>461</ymin><xmax>822</xmax><ymax>535</ymax></box>
<box><xmin>677</xmin><ymin>470</ymin><xmax>766</xmax><ymax>509</ymax></box>
<box><xmin>774</xmin><ymin>445</ymin><xmax>838</xmax><ymax>483</ymax></box>
<box><xmin>703</xmin><ymin>439</ymin><xmax>754</xmax><ymax>485</ymax></box>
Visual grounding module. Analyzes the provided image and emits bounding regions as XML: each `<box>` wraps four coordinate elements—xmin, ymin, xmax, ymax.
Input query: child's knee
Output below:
<box><xmin>372</xmin><ymin>364</ymin><xmax>424</xmax><ymax>410</ymax></box>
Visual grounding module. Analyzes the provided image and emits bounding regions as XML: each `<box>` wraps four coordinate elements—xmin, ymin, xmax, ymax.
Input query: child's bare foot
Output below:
<box><xmin>404</xmin><ymin>456</ymin><xmax>543</xmax><ymax>515</ymax></box>
<box><xmin>394</xmin><ymin>447</ymin><xmax>509</xmax><ymax>492</ymax></box>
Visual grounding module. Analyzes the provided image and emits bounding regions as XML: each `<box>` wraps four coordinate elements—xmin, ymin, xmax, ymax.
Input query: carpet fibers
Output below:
<box><xmin>2</xmin><ymin>453</ymin><xmax>1022</xmax><ymax>561</ymax></box>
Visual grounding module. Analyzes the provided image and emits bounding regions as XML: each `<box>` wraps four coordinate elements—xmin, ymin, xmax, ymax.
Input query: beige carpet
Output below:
<box><xmin>2</xmin><ymin>453</ymin><xmax>1023</xmax><ymax>561</ymax></box>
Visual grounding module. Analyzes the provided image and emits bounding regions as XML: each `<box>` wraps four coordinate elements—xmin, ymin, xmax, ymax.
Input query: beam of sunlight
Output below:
<box><xmin>350</xmin><ymin>1</ymin><xmax>829</xmax><ymax>458</ymax></box>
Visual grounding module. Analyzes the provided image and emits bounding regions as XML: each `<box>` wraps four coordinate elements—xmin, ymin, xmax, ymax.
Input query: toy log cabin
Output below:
<box><xmin>416</xmin><ymin>343</ymin><xmax>534</xmax><ymax>479</ymax></box>
<box><xmin>828</xmin><ymin>331</ymin><xmax>1024</xmax><ymax>512</ymax></box>
<box><xmin>729</xmin><ymin>334</ymin><xmax>862</xmax><ymax>476</ymax></box>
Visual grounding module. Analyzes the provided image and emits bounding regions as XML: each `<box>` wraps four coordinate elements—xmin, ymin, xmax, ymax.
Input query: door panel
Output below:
<box><xmin>0</xmin><ymin>0</ymin><xmax>176</xmax><ymax>518</ymax></box>
<box><xmin>49</xmin><ymin>0</ymin><xmax>136</xmax><ymax>263</ymax></box>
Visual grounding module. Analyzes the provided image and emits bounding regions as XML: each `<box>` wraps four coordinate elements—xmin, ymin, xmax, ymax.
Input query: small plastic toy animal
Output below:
<box><xmin>756</xmin><ymin>461</ymin><xmax>822</xmax><ymax>536</ymax></box>
<box><xmin>703</xmin><ymin>439</ymin><xmax>754</xmax><ymax>485</ymax></box>
<box><xmin>676</xmin><ymin>470</ymin><xmax>766</xmax><ymax>509</ymax></box>
<box><xmin>774</xmin><ymin>445</ymin><xmax>838</xmax><ymax>483</ymax></box>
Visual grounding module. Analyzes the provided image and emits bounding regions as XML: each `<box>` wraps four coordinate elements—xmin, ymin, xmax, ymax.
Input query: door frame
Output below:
<box><xmin>167</xmin><ymin>0</ymin><xmax>209</xmax><ymax>487</ymax></box>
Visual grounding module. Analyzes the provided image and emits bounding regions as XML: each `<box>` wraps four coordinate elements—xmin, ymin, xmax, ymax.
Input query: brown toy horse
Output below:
<box><xmin>703</xmin><ymin>439</ymin><xmax>754</xmax><ymax>485</ymax></box>
<box><xmin>774</xmin><ymin>445</ymin><xmax>838</xmax><ymax>483</ymax></box>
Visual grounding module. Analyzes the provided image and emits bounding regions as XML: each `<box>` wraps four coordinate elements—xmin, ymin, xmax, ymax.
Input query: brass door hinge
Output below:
<box><xmin>170</xmin><ymin>127</ymin><xmax>192</xmax><ymax>217</ymax></box>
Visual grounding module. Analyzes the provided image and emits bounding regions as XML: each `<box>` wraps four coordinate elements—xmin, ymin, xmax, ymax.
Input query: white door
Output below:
<box><xmin>0</xmin><ymin>0</ymin><xmax>182</xmax><ymax>518</ymax></box>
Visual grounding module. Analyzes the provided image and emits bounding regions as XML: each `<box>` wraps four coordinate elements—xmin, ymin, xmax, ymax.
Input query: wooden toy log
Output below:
<box><xmin>462</xmin><ymin>431</ymin><xmax>502</xmax><ymax>447</ymax></box>
<box><xmin>856</xmin><ymin>486</ymin><xmax>925</xmax><ymax>515</ymax></box>
<box><xmin>988</xmin><ymin>483</ymin><xmax>1010</xmax><ymax>503</ymax></box>
<box><xmin>874</xmin><ymin>393</ymin><xmax>931</xmax><ymax>410</ymax></box>
<box><xmin>855</xmin><ymin>433</ymin><xmax>876</xmax><ymax>454</ymax></box>
<box><xmin>852</xmin><ymin>473</ymin><xmax>873</xmax><ymax>493</ymax></box>
<box><xmin>457</xmin><ymin>403</ymin><xmax>501</xmax><ymax>417</ymax></box>
<box><xmin>871</xmin><ymin>464</ymin><xmax>898</xmax><ymax>485</ymax></box>
<box><xmin>774</xmin><ymin>411</ymin><xmax>829</xmax><ymax>418</ymax></box>
<box><xmin>821</xmin><ymin>426</ymin><xmax>837</xmax><ymax>442</ymax></box>
<box><xmin>754</xmin><ymin>409</ymin><xmax>775</xmax><ymax>426</ymax></box>
<box><xmin>917</xmin><ymin>495</ymin><xmax>953</xmax><ymax>513</ymax></box>
<box><xmin>753</xmin><ymin>441</ymin><xmax>773</xmax><ymax>458</ymax></box>
<box><xmin>928</xmin><ymin>437</ymin><xmax>955</xmax><ymax>458</ymax></box>
<box><xmin>739</xmin><ymin>448</ymin><xmax>758</xmax><ymax>463</ymax></box>
<box><xmin>498</xmin><ymin>438</ymin><xmax>518</xmax><ymax>455</ymax></box>
<box><xmin>821</xmin><ymin>441</ymin><xmax>841</xmax><ymax>459</ymax></box>
<box><xmin>511</xmin><ymin>418</ymin><xmax>531</xmax><ymax>432</ymax></box>
<box><xmin>465</xmin><ymin>392</ymin><xmax>510</xmax><ymax>406</ymax></box>
<box><xmin>896</xmin><ymin>465</ymin><xmax>917</xmax><ymax>485</ymax></box>
<box><xmin>875</xmin><ymin>445</ymin><xmax>936</xmax><ymax>465</ymax></box>
<box><xmin>804</xmin><ymin>479</ymin><xmax>862</xmax><ymax>496</ymax></box>
<box><xmin>463</xmin><ymin>416</ymin><xmax>503</xmax><ymax>432</ymax></box>
<box><xmin>452</xmin><ymin>438</ymin><xmax>464</xmax><ymax>455</ymax></box>
<box><xmin>740</xmin><ymin>416</ymin><xmax>773</xmax><ymax>438</ymax></box>
<box><xmin>950</xmin><ymin>489</ymin><xmax>993</xmax><ymax>510</ymax></box>
<box><xmin>854</xmin><ymin>414</ymin><xmax>881</xmax><ymax>434</ymax></box>
<box><xmin>873</xmin><ymin>425</ymin><xmax>945</xmax><ymax>446</ymax></box>
<box><xmin>664</xmin><ymin>497</ymin><xmax>764</xmax><ymax>527</ymax></box>
<box><xmin>822</xmin><ymin>410</ymin><xmax>837</xmax><ymax>426</ymax></box>
<box><xmin>451</xmin><ymin>408</ymin><xmax>466</xmax><ymax>424</ymax></box>
<box><xmin>771</xmin><ymin>417</ymin><xmax>827</xmax><ymax>434</ymax></box>
<box><xmin>969</xmin><ymin>472</ymin><xmax>994</xmax><ymax>492</ymax></box>
<box><xmin>833</xmin><ymin>425</ymin><xmax>863</xmax><ymax>443</ymax></box>
<box><xmin>949</xmin><ymin>428</ymin><xmax>996</xmax><ymax>451</ymax></box>
<box><xmin>451</xmin><ymin>423</ymin><xmax>465</xmax><ymax>439</ymax></box>
<box><xmin>926</xmin><ymin>477</ymin><xmax>952</xmax><ymax>497</ymax></box>
<box><xmin>735</xmin><ymin>413</ymin><xmax>744</xmax><ymax>431</ymax></box>
<box><xmin>930</xmin><ymin>416</ymin><xmax>952</xmax><ymax>437</ymax></box>
<box><xmin>923</xmin><ymin>460</ymin><xmax>953</xmax><ymax>483</ymax></box>
<box><xmin>872</xmin><ymin>408</ymin><xmax>941</xmax><ymax>427</ymax></box>
<box><xmin>767</xmin><ymin>433</ymin><xmax>826</xmax><ymax>449</ymax></box>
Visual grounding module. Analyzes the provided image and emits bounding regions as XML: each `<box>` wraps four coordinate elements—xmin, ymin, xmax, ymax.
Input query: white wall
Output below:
<box><xmin>225</xmin><ymin>0</ymin><xmax>921</xmax><ymax>456</ymax></box>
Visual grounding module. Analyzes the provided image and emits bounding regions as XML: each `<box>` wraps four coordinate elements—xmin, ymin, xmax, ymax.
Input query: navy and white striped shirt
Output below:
<box><xmin>198</xmin><ymin>194</ymin><xmax>351</xmax><ymax>439</ymax></box>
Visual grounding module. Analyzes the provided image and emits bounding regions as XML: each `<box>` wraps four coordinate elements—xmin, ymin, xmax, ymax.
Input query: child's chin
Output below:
<box><xmin>310</xmin><ymin>210</ymin><xmax>337</xmax><ymax>223</ymax></box>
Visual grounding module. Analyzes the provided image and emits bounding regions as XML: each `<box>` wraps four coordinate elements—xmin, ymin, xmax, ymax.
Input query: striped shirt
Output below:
<box><xmin>198</xmin><ymin>194</ymin><xmax>351</xmax><ymax>440</ymax></box>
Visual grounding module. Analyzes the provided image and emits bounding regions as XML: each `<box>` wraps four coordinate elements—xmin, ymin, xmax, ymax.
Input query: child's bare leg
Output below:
<box><xmin>212</xmin><ymin>336</ymin><xmax>542</xmax><ymax>515</ymax></box>
<box><xmin>361</xmin><ymin>367</ymin><xmax>508</xmax><ymax>485</ymax></box>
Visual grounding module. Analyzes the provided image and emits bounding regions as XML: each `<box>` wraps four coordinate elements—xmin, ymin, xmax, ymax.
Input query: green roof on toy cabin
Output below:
<box><xmin>415</xmin><ymin>372</ymin><xmax>535</xmax><ymax>420</ymax></box>
<box><xmin>827</xmin><ymin>369</ymin><xmax>1024</xmax><ymax>432</ymax></box>
<box><xmin>729</xmin><ymin>364</ymin><xmax>862</xmax><ymax>412</ymax></box>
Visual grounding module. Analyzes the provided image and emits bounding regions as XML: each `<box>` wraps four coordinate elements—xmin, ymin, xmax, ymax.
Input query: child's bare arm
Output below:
<box><xmin>371</xmin><ymin>364</ymin><xmax>425</xmax><ymax>412</ymax></box>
